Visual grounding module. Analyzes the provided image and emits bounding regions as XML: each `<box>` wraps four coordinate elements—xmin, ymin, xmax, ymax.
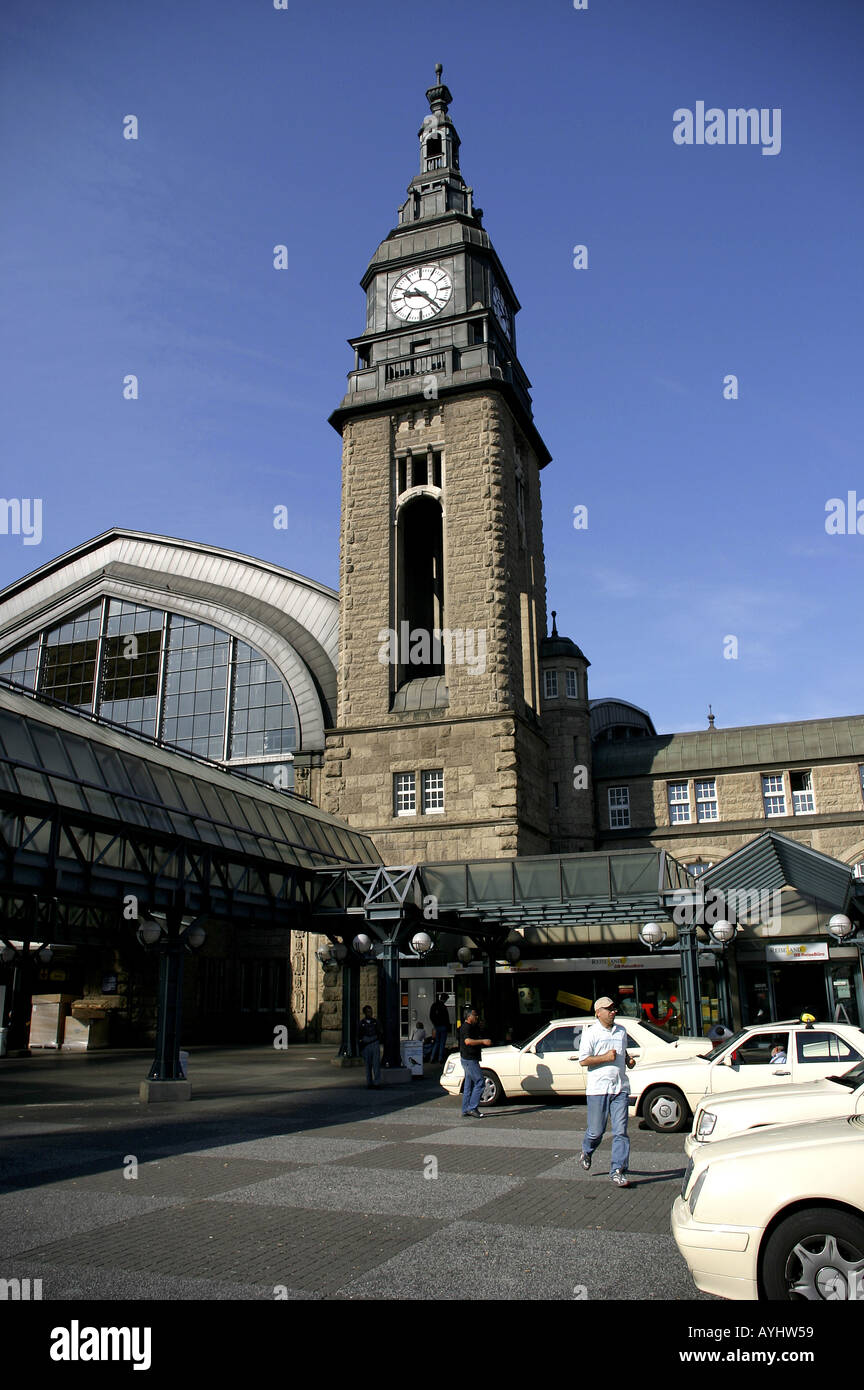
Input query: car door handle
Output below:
<box><xmin>568</xmin><ymin>1055</ymin><xmax>581</xmax><ymax>1061</ymax></box>
<box><xmin>772</xmin><ymin>1070</ymin><xmax>791</xmax><ymax>1076</ymax></box>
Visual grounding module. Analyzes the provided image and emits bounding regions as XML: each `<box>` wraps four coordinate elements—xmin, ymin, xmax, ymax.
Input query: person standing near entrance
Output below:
<box><xmin>429</xmin><ymin>993</ymin><xmax>450</xmax><ymax>1062</ymax></box>
<box><xmin>578</xmin><ymin>997</ymin><xmax>635</xmax><ymax>1187</ymax></box>
<box><xmin>359</xmin><ymin>1005</ymin><xmax>382</xmax><ymax>1089</ymax></box>
<box><xmin>459</xmin><ymin>1004</ymin><xmax>491</xmax><ymax>1118</ymax></box>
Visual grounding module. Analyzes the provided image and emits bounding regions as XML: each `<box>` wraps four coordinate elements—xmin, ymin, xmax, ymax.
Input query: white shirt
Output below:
<box><xmin>578</xmin><ymin>1020</ymin><xmax>631</xmax><ymax>1097</ymax></box>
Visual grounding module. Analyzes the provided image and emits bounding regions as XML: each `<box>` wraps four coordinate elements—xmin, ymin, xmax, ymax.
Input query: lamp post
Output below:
<box><xmin>137</xmin><ymin>912</ymin><xmax>206</xmax><ymax>1083</ymax></box>
<box><xmin>639</xmin><ymin>920</ymin><xmax>702</xmax><ymax>1037</ymax></box>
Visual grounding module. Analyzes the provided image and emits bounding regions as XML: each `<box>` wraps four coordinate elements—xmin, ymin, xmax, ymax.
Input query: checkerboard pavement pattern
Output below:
<box><xmin>0</xmin><ymin>1048</ymin><xmax>712</xmax><ymax>1302</ymax></box>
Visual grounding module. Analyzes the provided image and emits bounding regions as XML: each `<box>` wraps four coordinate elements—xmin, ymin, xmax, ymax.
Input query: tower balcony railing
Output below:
<box><xmin>384</xmin><ymin>350</ymin><xmax>449</xmax><ymax>382</ymax></box>
<box><xmin>345</xmin><ymin>342</ymin><xmax>531</xmax><ymax>416</ymax></box>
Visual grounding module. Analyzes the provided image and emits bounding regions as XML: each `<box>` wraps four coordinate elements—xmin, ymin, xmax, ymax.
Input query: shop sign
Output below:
<box><xmin>765</xmin><ymin>942</ymin><xmax>829</xmax><ymax>963</ymax></box>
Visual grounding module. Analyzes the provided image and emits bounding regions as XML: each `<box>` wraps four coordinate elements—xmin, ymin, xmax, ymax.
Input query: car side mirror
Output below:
<box><xmin>721</xmin><ymin>1053</ymin><xmax>734</xmax><ymax>1067</ymax></box>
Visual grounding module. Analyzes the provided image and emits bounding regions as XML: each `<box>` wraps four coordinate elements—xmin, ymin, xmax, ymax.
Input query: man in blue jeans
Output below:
<box><xmin>578</xmin><ymin>996</ymin><xmax>636</xmax><ymax>1186</ymax></box>
<box><xmin>459</xmin><ymin>1004</ymin><xmax>491</xmax><ymax>1117</ymax></box>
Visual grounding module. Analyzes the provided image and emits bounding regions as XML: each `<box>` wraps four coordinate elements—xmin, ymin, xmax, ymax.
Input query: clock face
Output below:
<box><xmin>493</xmin><ymin>285</ymin><xmax>512</xmax><ymax>338</ymax></box>
<box><xmin>390</xmin><ymin>265</ymin><xmax>452</xmax><ymax>322</ymax></box>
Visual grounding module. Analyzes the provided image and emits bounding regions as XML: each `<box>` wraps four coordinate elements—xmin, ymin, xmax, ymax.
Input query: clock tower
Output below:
<box><xmin>324</xmin><ymin>68</ymin><xmax>553</xmax><ymax>862</ymax></box>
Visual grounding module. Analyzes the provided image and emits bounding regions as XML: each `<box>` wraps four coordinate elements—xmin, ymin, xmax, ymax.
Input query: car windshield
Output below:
<box><xmin>516</xmin><ymin>1024</ymin><xmax>552</xmax><ymax>1050</ymax></box>
<box><xmin>711</xmin><ymin>1028</ymin><xmax>749</xmax><ymax>1055</ymax></box>
<box><xmin>826</xmin><ymin>1060</ymin><xmax>864</xmax><ymax>1090</ymax></box>
<box><xmin>637</xmin><ymin>1020</ymin><xmax>677</xmax><ymax>1044</ymax></box>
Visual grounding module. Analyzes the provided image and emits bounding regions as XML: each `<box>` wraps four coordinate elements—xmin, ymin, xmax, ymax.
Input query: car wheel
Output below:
<box><xmin>478</xmin><ymin>1070</ymin><xmax>505</xmax><ymax>1106</ymax></box>
<box><xmin>642</xmin><ymin>1085</ymin><xmax>690</xmax><ymax>1133</ymax></box>
<box><xmin>762</xmin><ymin>1208</ymin><xmax>864</xmax><ymax>1301</ymax></box>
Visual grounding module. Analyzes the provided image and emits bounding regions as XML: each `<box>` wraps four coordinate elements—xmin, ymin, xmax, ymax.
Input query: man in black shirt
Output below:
<box><xmin>459</xmin><ymin>1004</ymin><xmax>491</xmax><ymax>1117</ymax></box>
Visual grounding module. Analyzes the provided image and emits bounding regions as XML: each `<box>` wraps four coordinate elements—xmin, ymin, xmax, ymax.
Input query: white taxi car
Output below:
<box><xmin>629</xmin><ymin>1019</ymin><xmax>864</xmax><ymax>1133</ymax></box>
<box><xmin>673</xmin><ymin>1114</ymin><xmax>864</xmax><ymax>1300</ymax></box>
<box><xmin>439</xmin><ymin>1015</ymin><xmax>712</xmax><ymax>1106</ymax></box>
<box><xmin>685</xmin><ymin>1055</ymin><xmax>864</xmax><ymax>1156</ymax></box>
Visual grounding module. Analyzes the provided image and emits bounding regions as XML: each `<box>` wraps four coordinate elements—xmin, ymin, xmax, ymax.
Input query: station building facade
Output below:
<box><xmin>1</xmin><ymin>74</ymin><xmax>862</xmax><ymax>1052</ymax></box>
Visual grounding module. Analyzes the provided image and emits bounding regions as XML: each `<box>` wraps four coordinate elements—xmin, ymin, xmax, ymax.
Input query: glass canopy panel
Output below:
<box><xmin>13</xmin><ymin>766</ymin><xmax>55</xmax><ymax>803</ymax></box>
<box><xmin>61</xmin><ymin>734</ymin><xmax>105</xmax><ymax>787</ymax></box>
<box><xmin>515</xmin><ymin>860</ymin><xmax>562</xmax><ymax>902</ymax></box>
<box><xmin>78</xmin><ymin>783</ymin><xmax>120</xmax><ymax>820</ymax></box>
<box><xmin>561</xmin><ymin>856</ymin><xmax>613</xmax><ymax>899</ymax></box>
<box><xmin>610</xmin><ymin>853</ymin><xmax>659</xmax><ymax>895</ymax></box>
<box><xmin>422</xmin><ymin>865</ymin><xmax>467</xmax><ymax>907</ymax></box>
<box><xmin>91</xmin><ymin>746</ymin><xmax>138</xmax><ymax>799</ymax></box>
<box><xmin>467</xmin><ymin>862</ymin><xmax>514</xmax><ymax>906</ymax></box>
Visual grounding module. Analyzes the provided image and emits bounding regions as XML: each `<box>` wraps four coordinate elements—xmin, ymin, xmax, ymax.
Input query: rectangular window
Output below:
<box><xmin>762</xmin><ymin>773</ymin><xmax>786</xmax><ymax>817</ymax></box>
<box><xmin>394</xmin><ymin>772</ymin><xmax>416</xmax><ymax>817</ymax></box>
<box><xmin>421</xmin><ymin>769</ymin><xmax>444</xmax><ymax>814</ymax></box>
<box><xmin>608</xmin><ymin>786</ymin><xmax>630</xmax><ymax>829</ymax></box>
<box><xmin>790</xmin><ymin>769</ymin><xmax>815</xmax><ymax>815</ymax></box>
<box><xmin>695</xmin><ymin>778</ymin><xmax>719</xmax><ymax>822</ymax></box>
<box><xmin>544</xmin><ymin>670</ymin><xmax>558</xmax><ymax>699</ymax></box>
<box><xmin>565</xmin><ymin>670</ymin><xmax>578</xmax><ymax>699</ymax></box>
<box><xmin>668</xmin><ymin>781</ymin><xmax>691</xmax><ymax>824</ymax></box>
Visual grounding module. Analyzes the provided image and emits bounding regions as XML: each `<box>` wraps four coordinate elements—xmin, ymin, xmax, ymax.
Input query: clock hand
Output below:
<box><xmin>405</xmin><ymin>287</ymin><xmax>435</xmax><ymax>303</ymax></box>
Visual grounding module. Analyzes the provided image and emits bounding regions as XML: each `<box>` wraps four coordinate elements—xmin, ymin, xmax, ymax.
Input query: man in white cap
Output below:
<box><xmin>577</xmin><ymin>996</ymin><xmax>635</xmax><ymax>1187</ymax></box>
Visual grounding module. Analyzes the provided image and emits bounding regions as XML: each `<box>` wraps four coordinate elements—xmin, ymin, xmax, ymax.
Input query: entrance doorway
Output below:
<box><xmin>742</xmin><ymin>962</ymin><xmax>828</xmax><ymax>1023</ymax></box>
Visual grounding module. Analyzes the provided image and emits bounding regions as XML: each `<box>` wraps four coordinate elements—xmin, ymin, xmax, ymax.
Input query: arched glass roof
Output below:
<box><xmin>0</xmin><ymin>597</ymin><xmax>299</xmax><ymax>783</ymax></box>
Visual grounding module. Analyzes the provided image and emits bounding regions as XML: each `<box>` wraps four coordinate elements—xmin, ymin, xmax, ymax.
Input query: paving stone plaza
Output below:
<box><xmin>1</xmin><ymin>1049</ymin><xmax>705</xmax><ymax>1303</ymax></box>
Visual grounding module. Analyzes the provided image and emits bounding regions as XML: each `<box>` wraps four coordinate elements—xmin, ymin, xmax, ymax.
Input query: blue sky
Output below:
<box><xmin>1</xmin><ymin>0</ymin><xmax>862</xmax><ymax>733</ymax></box>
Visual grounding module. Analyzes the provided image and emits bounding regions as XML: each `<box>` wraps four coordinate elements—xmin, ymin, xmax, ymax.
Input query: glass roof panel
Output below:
<box><xmin>78</xmin><ymin>783</ymin><xmax>120</xmax><ymax>820</ymax></box>
<box><xmin>515</xmin><ymin>860</ymin><xmax>562</xmax><ymax>902</ymax></box>
<box><xmin>561</xmin><ymin>856</ymin><xmax>613</xmax><ymax>899</ymax></box>
<box><xmin>91</xmin><ymin>745</ymin><xmax>137</xmax><ymax>797</ymax></box>
<box><xmin>420</xmin><ymin>865</ymin><xmax>466</xmax><ymax>906</ymax></box>
<box><xmin>0</xmin><ymin>712</ymin><xmax>38</xmax><ymax>766</ymax></box>
<box><xmin>610</xmin><ymin>853</ymin><xmax>659</xmax><ymax>896</ymax></box>
<box><xmin>118</xmin><ymin>753</ymin><xmax>162</xmax><ymax>805</ymax></box>
<box><xmin>467</xmin><ymin>862</ymin><xmax>514</xmax><ymax>905</ymax></box>
<box><xmin>28</xmin><ymin>726</ymin><xmax>76</xmax><ymax>778</ymax></box>
<box><xmin>13</xmin><ymin>765</ymin><xmax>55</xmax><ymax>803</ymax></box>
<box><xmin>60</xmin><ymin>734</ymin><xmax>105</xmax><ymax>788</ymax></box>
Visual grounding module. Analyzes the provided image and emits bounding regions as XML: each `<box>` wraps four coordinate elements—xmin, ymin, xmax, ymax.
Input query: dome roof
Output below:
<box><xmin>539</xmin><ymin>610</ymin><xmax>589</xmax><ymax>665</ymax></box>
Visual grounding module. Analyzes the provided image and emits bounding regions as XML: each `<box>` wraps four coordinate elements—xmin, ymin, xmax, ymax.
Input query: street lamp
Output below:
<box><xmin>352</xmin><ymin>933</ymin><xmax>372</xmax><ymax>956</ymax></box>
<box><xmin>505</xmin><ymin>945</ymin><xmax>521</xmax><ymax>964</ymax></box>
<box><xmin>639</xmin><ymin>921</ymin><xmax>667</xmax><ymax>950</ymax></box>
<box><xmin>456</xmin><ymin>946</ymin><xmax>473</xmax><ymax>965</ymax></box>
<box><xmin>182</xmin><ymin>924</ymin><xmax>206</xmax><ymax>952</ymax></box>
<box><xmin>137</xmin><ymin>919</ymin><xmax>164</xmax><ymax>948</ymax></box>
<box><xmin>709</xmin><ymin>919</ymin><xmax>736</xmax><ymax>946</ymax></box>
<box><xmin>829</xmin><ymin>914</ymin><xmax>854</xmax><ymax>941</ymax></box>
<box><xmin>411</xmin><ymin>931</ymin><xmax>433</xmax><ymax>958</ymax></box>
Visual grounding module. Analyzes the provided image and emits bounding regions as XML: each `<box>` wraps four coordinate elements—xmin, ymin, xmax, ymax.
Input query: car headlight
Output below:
<box><xmin>688</xmin><ymin>1168</ymin><xmax>709</xmax><ymax>1216</ymax></box>
<box><xmin>697</xmin><ymin>1110</ymin><xmax>717</xmax><ymax>1137</ymax></box>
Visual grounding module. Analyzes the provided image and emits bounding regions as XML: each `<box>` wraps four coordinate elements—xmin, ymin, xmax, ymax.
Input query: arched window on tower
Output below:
<box><xmin>396</xmin><ymin>494</ymin><xmax>444</xmax><ymax>685</ymax></box>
